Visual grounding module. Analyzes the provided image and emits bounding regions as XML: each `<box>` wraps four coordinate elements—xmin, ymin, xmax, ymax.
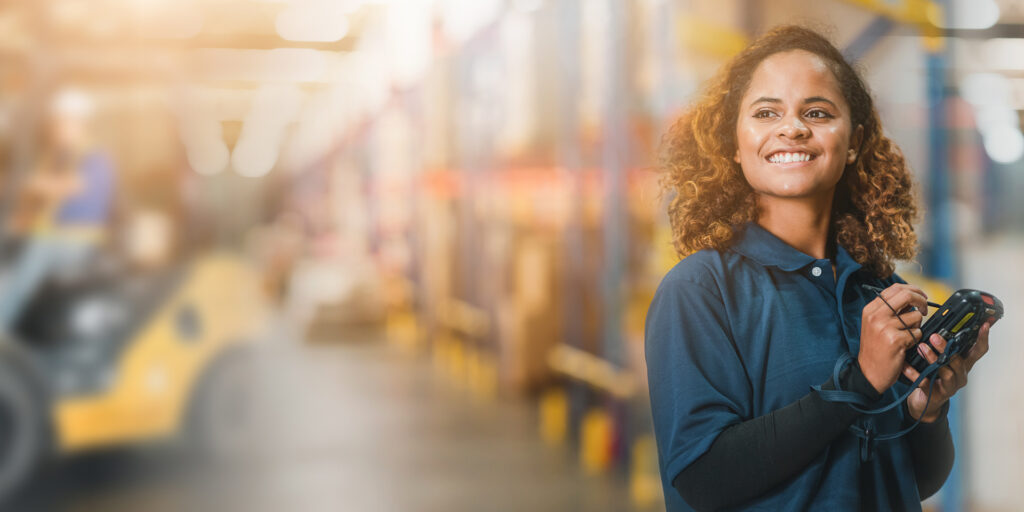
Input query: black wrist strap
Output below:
<box><xmin>812</xmin><ymin>353</ymin><xmax>942</xmax><ymax>458</ymax></box>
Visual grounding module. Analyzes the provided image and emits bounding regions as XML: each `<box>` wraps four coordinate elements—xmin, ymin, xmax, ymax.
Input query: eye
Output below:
<box><xmin>753</xmin><ymin>109</ymin><xmax>777</xmax><ymax>119</ymax></box>
<box><xmin>805</xmin><ymin>109</ymin><xmax>835</xmax><ymax>119</ymax></box>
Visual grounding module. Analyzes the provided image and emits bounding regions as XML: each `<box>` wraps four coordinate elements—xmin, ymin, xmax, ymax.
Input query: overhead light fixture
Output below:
<box><xmin>231</xmin><ymin>85</ymin><xmax>303</xmax><ymax>178</ymax></box>
<box><xmin>187</xmin><ymin>140</ymin><xmax>229</xmax><ymax>176</ymax></box>
<box><xmin>960</xmin><ymin>72</ymin><xmax>1012</xmax><ymax>107</ymax></box>
<box><xmin>982</xmin><ymin>126</ymin><xmax>1024</xmax><ymax>164</ymax></box>
<box><xmin>928</xmin><ymin>0</ymin><xmax>1000</xmax><ymax>30</ymax></box>
<box><xmin>195</xmin><ymin>48</ymin><xmax>329</xmax><ymax>83</ymax></box>
<box><xmin>983</xmin><ymin>38</ymin><xmax>1024</xmax><ymax>70</ymax></box>
<box><xmin>276</xmin><ymin>1</ymin><xmax>352</xmax><ymax>42</ymax></box>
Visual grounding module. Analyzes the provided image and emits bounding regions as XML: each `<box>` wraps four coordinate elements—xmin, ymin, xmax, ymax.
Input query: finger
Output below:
<box><xmin>880</xmin><ymin>287</ymin><xmax>929</xmax><ymax>317</ymax></box>
<box><xmin>894</xmin><ymin>309</ymin><xmax>924</xmax><ymax>329</ymax></box>
<box><xmin>903</xmin><ymin>363</ymin><xmax>921</xmax><ymax>383</ymax></box>
<box><xmin>965</xmin><ymin>322</ymin><xmax>992</xmax><ymax>370</ymax></box>
<box><xmin>893</xmin><ymin>327</ymin><xmax>923</xmax><ymax>350</ymax></box>
<box><xmin>865</xmin><ymin>285</ymin><xmax>923</xmax><ymax>321</ymax></box>
<box><xmin>935</xmin><ymin>365</ymin><xmax>959</xmax><ymax>396</ymax></box>
<box><xmin>883</xmin><ymin>283</ymin><xmax>928</xmax><ymax>301</ymax></box>
<box><xmin>909</xmin><ymin>388</ymin><xmax>951</xmax><ymax>422</ymax></box>
<box><xmin>906</xmin><ymin>328</ymin><xmax>923</xmax><ymax>349</ymax></box>
<box><xmin>916</xmin><ymin>340</ymin><xmax>939</xmax><ymax>364</ymax></box>
<box><xmin>928</xmin><ymin>333</ymin><xmax>948</xmax><ymax>355</ymax></box>
<box><xmin>896</xmin><ymin>300</ymin><xmax>927</xmax><ymax>319</ymax></box>
<box><xmin>936</xmin><ymin>364</ymin><xmax>954</xmax><ymax>385</ymax></box>
<box><xmin>947</xmin><ymin>355</ymin><xmax>969</xmax><ymax>389</ymax></box>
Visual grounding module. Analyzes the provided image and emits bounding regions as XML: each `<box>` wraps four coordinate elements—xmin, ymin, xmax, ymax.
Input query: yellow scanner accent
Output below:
<box><xmin>951</xmin><ymin>312</ymin><xmax>975</xmax><ymax>334</ymax></box>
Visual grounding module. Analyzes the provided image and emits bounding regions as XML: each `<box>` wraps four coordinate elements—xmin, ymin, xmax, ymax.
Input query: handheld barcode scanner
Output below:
<box><xmin>899</xmin><ymin>289</ymin><xmax>1003</xmax><ymax>384</ymax></box>
<box><xmin>816</xmin><ymin>285</ymin><xmax>1005</xmax><ymax>453</ymax></box>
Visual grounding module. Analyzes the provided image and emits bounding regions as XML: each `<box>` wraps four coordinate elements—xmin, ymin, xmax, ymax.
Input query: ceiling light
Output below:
<box><xmin>929</xmin><ymin>0</ymin><xmax>1000</xmax><ymax>30</ymax></box>
<box><xmin>276</xmin><ymin>2</ymin><xmax>352</xmax><ymax>42</ymax></box>
<box><xmin>983</xmin><ymin>126</ymin><xmax>1024</xmax><ymax>164</ymax></box>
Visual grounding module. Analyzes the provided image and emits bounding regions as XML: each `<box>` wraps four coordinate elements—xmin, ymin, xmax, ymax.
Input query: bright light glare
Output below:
<box><xmin>439</xmin><ymin>0</ymin><xmax>503</xmax><ymax>44</ymax></box>
<box><xmin>232</xmin><ymin>85</ymin><xmax>304</xmax><ymax>178</ymax></box>
<box><xmin>145</xmin><ymin>9</ymin><xmax>203</xmax><ymax>39</ymax></box>
<box><xmin>384</xmin><ymin>2</ymin><xmax>432</xmax><ymax>87</ymax></box>
<box><xmin>983</xmin><ymin>126</ymin><xmax>1024</xmax><ymax>164</ymax></box>
<box><xmin>929</xmin><ymin>0</ymin><xmax>1000</xmax><ymax>29</ymax></box>
<box><xmin>974</xmin><ymin>106</ymin><xmax>1019</xmax><ymax>130</ymax></box>
<box><xmin>178</xmin><ymin>113</ymin><xmax>228</xmax><ymax>176</ymax></box>
<box><xmin>276</xmin><ymin>2</ymin><xmax>352</xmax><ymax>42</ymax></box>
<box><xmin>51</xmin><ymin>87</ymin><xmax>95</xmax><ymax>119</ymax></box>
<box><xmin>187</xmin><ymin>140</ymin><xmax>229</xmax><ymax>176</ymax></box>
<box><xmin>960</xmin><ymin>73</ymin><xmax>1012</xmax><ymax>107</ymax></box>
<box><xmin>983</xmin><ymin>38</ymin><xmax>1024</xmax><ymax>70</ymax></box>
<box><xmin>283</xmin><ymin>86</ymin><xmax>351</xmax><ymax>170</ymax></box>
<box><xmin>195</xmin><ymin>48</ymin><xmax>329</xmax><ymax>83</ymax></box>
<box><xmin>232</xmin><ymin>138</ymin><xmax>280</xmax><ymax>178</ymax></box>
<box><xmin>511</xmin><ymin>0</ymin><xmax>544</xmax><ymax>12</ymax></box>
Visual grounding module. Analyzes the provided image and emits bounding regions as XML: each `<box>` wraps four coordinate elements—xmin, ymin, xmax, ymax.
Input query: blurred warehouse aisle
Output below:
<box><xmin>8</xmin><ymin>325</ymin><xmax>650</xmax><ymax>512</ymax></box>
<box><xmin>0</xmin><ymin>0</ymin><xmax>1021</xmax><ymax>510</ymax></box>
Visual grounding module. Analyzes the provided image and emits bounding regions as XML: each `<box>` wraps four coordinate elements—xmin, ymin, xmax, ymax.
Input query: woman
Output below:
<box><xmin>645</xmin><ymin>26</ymin><xmax>993</xmax><ymax>511</ymax></box>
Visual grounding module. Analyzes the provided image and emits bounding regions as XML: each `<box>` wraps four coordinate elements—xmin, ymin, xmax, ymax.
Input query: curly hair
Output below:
<box><xmin>660</xmin><ymin>25</ymin><xmax>917</xmax><ymax>277</ymax></box>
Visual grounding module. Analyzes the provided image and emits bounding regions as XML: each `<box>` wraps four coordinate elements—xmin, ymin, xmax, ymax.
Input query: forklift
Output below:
<box><xmin>0</xmin><ymin>100</ymin><xmax>269</xmax><ymax>504</ymax></box>
<box><xmin>0</xmin><ymin>245</ymin><xmax>268</xmax><ymax>503</ymax></box>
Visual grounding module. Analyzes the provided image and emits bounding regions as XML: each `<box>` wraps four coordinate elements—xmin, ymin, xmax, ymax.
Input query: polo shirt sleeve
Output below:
<box><xmin>645</xmin><ymin>274</ymin><xmax>751</xmax><ymax>485</ymax></box>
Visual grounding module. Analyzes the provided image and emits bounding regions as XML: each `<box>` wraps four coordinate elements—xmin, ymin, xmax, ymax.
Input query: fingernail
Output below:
<box><xmin>918</xmin><ymin>344</ymin><xmax>929</xmax><ymax>357</ymax></box>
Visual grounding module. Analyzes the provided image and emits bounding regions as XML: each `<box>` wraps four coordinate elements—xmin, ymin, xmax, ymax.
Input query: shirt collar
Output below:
<box><xmin>729</xmin><ymin>222</ymin><xmax>861</xmax><ymax>274</ymax></box>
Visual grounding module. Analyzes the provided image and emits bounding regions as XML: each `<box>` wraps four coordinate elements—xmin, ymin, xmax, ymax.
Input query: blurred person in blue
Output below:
<box><xmin>646</xmin><ymin>26</ymin><xmax>995</xmax><ymax>511</ymax></box>
<box><xmin>0</xmin><ymin>87</ymin><xmax>115</xmax><ymax>333</ymax></box>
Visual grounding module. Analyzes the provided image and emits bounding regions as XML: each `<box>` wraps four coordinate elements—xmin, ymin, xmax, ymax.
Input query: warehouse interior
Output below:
<box><xmin>0</xmin><ymin>0</ymin><xmax>1021</xmax><ymax>510</ymax></box>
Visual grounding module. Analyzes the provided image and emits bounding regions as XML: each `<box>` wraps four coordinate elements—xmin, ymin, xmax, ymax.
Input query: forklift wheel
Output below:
<box><xmin>187</xmin><ymin>347</ymin><xmax>259</xmax><ymax>463</ymax></box>
<box><xmin>0</xmin><ymin>348</ymin><xmax>49</xmax><ymax>504</ymax></box>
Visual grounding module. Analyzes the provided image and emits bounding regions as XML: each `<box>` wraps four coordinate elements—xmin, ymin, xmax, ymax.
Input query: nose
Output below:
<box><xmin>778</xmin><ymin>113</ymin><xmax>810</xmax><ymax>139</ymax></box>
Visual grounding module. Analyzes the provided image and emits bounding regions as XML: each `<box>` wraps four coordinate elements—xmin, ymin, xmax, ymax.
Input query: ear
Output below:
<box><xmin>734</xmin><ymin>148</ymin><xmax>741</xmax><ymax>164</ymax></box>
<box><xmin>847</xmin><ymin>124</ymin><xmax>864</xmax><ymax>164</ymax></box>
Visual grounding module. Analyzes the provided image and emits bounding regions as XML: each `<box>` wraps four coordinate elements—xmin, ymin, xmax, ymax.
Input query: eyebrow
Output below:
<box><xmin>749</xmin><ymin>96</ymin><xmax>839</xmax><ymax>109</ymax></box>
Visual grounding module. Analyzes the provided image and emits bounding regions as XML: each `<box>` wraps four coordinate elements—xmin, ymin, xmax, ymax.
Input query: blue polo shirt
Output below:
<box><xmin>645</xmin><ymin>222</ymin><xmax>922</xmax><ymax>511</ymax></box>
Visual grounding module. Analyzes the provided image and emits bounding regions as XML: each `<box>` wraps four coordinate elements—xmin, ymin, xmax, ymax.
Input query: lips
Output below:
<box><xmin>766</xmin><ymin>150</ymin><xmax>816</xmax><ymax>164</ymax></box>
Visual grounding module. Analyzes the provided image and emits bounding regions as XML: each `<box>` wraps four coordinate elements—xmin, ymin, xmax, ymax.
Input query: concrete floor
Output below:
<box><xmin>12</xmin><ymin>329</ymin><xmax>650</xmax><ymax>512</ymax></box>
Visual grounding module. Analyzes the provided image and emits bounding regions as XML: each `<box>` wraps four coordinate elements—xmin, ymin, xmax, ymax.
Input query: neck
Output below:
<box><xmin>755</xmin><ymin>195</ymin><xmax>833</xmax><ymax>260</ymax></box>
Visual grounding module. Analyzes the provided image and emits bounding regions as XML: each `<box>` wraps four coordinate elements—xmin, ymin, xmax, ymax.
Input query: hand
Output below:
<box><xmin>858</xmin><ymin>284</ymin><xmax>929</xmax><ymax>394</ymax></box>
<box><xmin>904</xmin><ymin>321</ymin><xmax>993</xmax><ymax>423</ymax></box>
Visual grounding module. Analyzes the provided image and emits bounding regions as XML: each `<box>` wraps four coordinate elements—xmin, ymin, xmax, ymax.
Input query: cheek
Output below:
<box><xmin>826</xmin><ymin>126</ymin><xmax>850</xmax><ymax>151</ymax></box>
<box><xmin>737</xmin><ymin>125</ymin><xmax>762</xmax><ymax>158</ymax></box>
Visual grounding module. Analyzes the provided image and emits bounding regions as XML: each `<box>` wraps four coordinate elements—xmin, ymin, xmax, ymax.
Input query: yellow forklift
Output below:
<box><xmin>0</xmin><ymin>246</ymin><xmax>268</xmax><ymax>501</ymax></box>
<box><xmin>0</xmin><ymin>6</ymin><xmax>274</xmax><ymax>503</ymax></box>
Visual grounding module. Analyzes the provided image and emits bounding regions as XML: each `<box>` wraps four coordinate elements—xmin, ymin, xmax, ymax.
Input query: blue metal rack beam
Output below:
<box><xmin>924</xmin><ymin>44</ymin><xmax>964</xmax><ymax>512</ymax></box>
<box><xmin>843</xmin><ymin>17</ymin><xmax>895</xmax><ymax>62</ymax></box>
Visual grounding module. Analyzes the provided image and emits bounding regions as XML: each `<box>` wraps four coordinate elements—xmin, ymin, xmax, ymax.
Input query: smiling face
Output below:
<box><xmin>734</xmin><ymin>49</ymin><xmax>862</xmax><ymax>206</ymax></box>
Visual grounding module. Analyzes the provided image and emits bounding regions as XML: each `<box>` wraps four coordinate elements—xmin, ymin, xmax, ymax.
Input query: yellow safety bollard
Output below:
<box><xmin>538</xmin><ymin>388</ymin><xmax>568</xmax><ymax>446</ymax></box>
<box><xmin>448</xmin><ymin>337</ymin><xmax>466</xmax><ymax>386</ymax></box>
<box><xmin>630</xmin><ymin>435</ymin><xmax>663</xmax><ymax>508</ymax></box>
<box><xmin>477</xmin><ymin>354</ymin><xmax>498</xmax><ymax>401</ymax></box>
<box><xmin>580</xmin><ymin>408</ymin><xmax>614</xmax><ymax>474</ymax></box>
<box><xmin>466</xmin><ymin>346</ymin><xmax>481</xmax><ymax>393</ymax></box>
<box><xmin>433</xmin><ymin>332</ymin><xmax>453</xmax><ymax>374</ymax></box>
<box><xmin>386</xmin><ymin>309</ymin><xmax>419</xmax><ymax>352</ymax></box>
<box><xmin>464</xmin><ymin>349</ymin><xmax>498</xmax><ymax>402</ymax></box>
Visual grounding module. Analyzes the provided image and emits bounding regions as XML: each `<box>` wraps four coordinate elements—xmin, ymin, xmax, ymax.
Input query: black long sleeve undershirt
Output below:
<box><xmin>672</xmin><ymin>362</ymin><xmax>954</xmax><ymax>511</ymax></box>
<box><xmin>905</xmin><ymin>399</ymin><xmax>954</xmax><ymax>500</ymax></box>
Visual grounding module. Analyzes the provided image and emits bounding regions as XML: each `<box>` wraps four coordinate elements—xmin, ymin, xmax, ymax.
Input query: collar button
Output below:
<box><xmin>811</xmin><ymin>266</ymin><xmax>823</xmax><ymax>277</ymax></box>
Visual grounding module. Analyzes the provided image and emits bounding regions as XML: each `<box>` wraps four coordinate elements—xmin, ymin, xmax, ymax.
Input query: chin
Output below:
<box><xmin>759</xmin><ymin>183</ymin><xmax>831</xmax><ymax>199</ymax></box>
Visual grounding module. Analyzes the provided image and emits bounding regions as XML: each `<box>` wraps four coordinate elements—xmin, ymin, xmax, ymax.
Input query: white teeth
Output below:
<box><xmin>769</xmin><ymin>152</ymin><xmax>812</xmax><ymax>163</ymax></box>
